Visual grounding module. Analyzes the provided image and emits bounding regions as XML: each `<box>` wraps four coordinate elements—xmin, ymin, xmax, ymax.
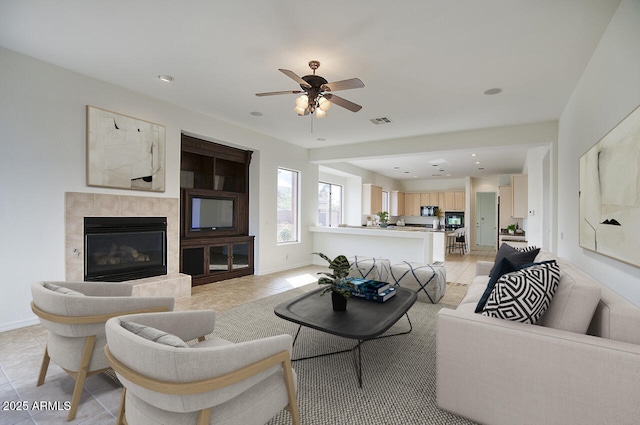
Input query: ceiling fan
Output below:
<box><xmin>255</xmin><ymin>60</ymin><xmax>364</xmax><ymax>117</ymax></box>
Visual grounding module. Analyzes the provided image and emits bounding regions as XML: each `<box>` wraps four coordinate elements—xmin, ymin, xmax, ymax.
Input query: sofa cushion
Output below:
<box><xmin>539</xmin><ymin>258</ymin><xmax>601</xmax><ymax>334</ymax></box>
<box><xmin>120</xmin><ymin>321</ymin><xmax>189</xmax><ymax>348</ymax></box>
<box><xmin>42</xmin><ymin>282</ymin><xmax>85</xmax><ymax>296</ymax></box>
<box><xmin>482</xmin><ymin>260</ymin><xmax>560</xmax><ymax>324</ymax></box>
<box><xmin>490</xmin><ymin>244</ymin><xmax>540</xmax><ymax>276</ymax></box>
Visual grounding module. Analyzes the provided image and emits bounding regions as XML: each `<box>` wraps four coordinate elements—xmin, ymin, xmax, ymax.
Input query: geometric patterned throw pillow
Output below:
<box><xmin>482</xmin><ymin>260</ymin><xmax>560</xmax><ymax>324</ymax></box>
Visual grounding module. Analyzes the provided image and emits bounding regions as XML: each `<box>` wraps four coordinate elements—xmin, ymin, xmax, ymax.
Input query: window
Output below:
<box><xmin>382</xmin><ymin>190</ymin><xmax>390</xmax><ymax>214</ymax></box>
<box><xmin>318</xmin><ymin>182</ymin><xmax>343</xmax><ymax>227</ymax></box>
<box><xmin>277</xmin><ymin>168</ymin><xmax>299</xmax><ymax>243</ymax></box>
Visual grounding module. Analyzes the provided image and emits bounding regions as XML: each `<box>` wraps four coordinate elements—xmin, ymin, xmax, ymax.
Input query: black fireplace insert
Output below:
<box><xmin>84</xmin><ymin>217</ymin><xmax>167</xmax><ymax>282</ymax></box>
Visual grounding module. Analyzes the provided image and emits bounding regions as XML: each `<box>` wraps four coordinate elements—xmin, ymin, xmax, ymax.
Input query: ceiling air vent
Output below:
<box><xmin>370</xmin><ymin>117</ymin><xmax>392</xmax><ymax>125</ymax></box>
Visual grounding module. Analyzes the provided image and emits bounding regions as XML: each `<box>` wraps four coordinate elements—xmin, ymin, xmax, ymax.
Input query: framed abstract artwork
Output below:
<box><xmin>86</xmin><ymin>106</ymin><xmax>166</xmax><ymax>192</ymax></box>
<box><xmin>579</xmin><ymin>104</ymin><xmax>640</xmax><ymax>268</ymax></box>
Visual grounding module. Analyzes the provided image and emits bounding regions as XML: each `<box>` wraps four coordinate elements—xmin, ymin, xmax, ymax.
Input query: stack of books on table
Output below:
<box><xmin>344</xmin><ymin>277</ymin><xmax>397</xmax><ymax>303</ymax></box>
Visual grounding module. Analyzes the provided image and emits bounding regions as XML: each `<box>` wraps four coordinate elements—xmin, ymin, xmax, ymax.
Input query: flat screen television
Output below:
<box><xmin>190</xmin><ymin>196</ymin><xmax>235</xmax><ymax>231</ymax></box>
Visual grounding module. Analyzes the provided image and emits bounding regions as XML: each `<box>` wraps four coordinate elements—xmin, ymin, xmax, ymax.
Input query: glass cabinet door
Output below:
<box><xmin>209</xmin><ymin>246</ymin><xmax>229</xmax><ymax>273</ymax></box>
<box><xmin>231</xmin><ymin>243</ymin><xmax>250</xmax><ymax>270</ymax></box>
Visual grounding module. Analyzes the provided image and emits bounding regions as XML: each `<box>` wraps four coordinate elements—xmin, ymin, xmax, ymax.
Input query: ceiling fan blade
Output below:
<box><xmin>324</xmin><ymin>94</ymin><xmax>362</xmax><ymax>112</ymax></box>
<box><xmin>322</xmin><ymin>78</ymin><xmax>364</xmax><ymax>92</ymax></box>
<box><xmin>279</xmin><ymin>69</ymin><xmax>311</xmax><ymax>89</ymax></box>
<box><xmin>255</xmin><ymin>90</ymin><xmax>304</xmax><ymax>97</ymax></box>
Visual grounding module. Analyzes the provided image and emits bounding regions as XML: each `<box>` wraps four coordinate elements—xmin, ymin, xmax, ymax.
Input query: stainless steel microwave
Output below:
<box><xmin>420</xmin><ymin>206</ymin><xmax>438</xmax><ymax>217</ymax></box>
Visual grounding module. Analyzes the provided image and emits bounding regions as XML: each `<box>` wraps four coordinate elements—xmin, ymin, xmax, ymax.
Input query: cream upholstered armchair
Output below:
<box><xmin>104</xmin><ymin>310</ymin><xmax>300</xmax><ymax>425</ymax></box>
<box><xmin>30</xmin><ymin>281</ymin><xmax>175</xmax><ymax>421</ymax></box>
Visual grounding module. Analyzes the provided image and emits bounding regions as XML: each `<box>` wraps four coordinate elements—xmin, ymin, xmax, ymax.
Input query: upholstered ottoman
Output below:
<box><xmin>347</xmin><ymin>256</ymin><xmax>391</xmax><ymax>282</ymax></box>
<box><xmin>390</xmin><ymin>261</ymin><xmax>446</xmax><ymax>303</ymax></box>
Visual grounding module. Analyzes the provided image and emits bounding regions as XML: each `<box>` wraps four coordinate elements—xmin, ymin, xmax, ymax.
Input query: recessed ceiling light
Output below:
<box><xmin>471</xmin><ymin>153</ymin><xmax>477</xmax><ymax>157</ymax></box>
<box><xmin>404</xmin><ymin>171</ymin><xmax>410</xmax><ymax>174</ymax></box>
<box><xmin>158</xmin><ymin>75</ymin><xmax>174</xmax><ymax>83</ymax></box>
<box><xmin>478</xmin><ymin>167</ymin><xmax>485</xmax><ymax>170</ymax></box>
<box><xmin>393</xmin><ymin>166</ymin><xmax>400</xmax><ymax>170</ymax></box>
<box><xmin>484</xmin><ymin>88</ymin><xmax>502</xmax><ymax>95</ymax></box>
<box><xmin>250</xmin><ymin>111</ymin><xmax>263</xmax><ymax>116</ymax></box>
<box><xmin>475</xmin><ymin>161</ymin><xmax>480</xmax><ymax>164</ymax></box>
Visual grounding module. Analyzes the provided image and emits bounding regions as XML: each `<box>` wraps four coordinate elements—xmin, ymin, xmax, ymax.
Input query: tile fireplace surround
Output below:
<box><xmin>65</xmin><ymin>192</ymin><xmax>190</xmax><ymax>298</ymax></box>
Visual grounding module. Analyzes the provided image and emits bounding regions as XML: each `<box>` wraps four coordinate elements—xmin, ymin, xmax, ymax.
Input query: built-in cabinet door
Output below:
<box><xmin>390</xmin><ymin>191</ymin><xmax>405</xmax><ymax>216</ymax></box>
<box><xmin>362</xmin><ymin>184</ymin><xmax>383</xmax><ymax>215</ymax></box>
<box><xmin>444</xmin><ymin>192</ymin><xmax>456</xmax><ymax>210</ymax></box>
<box><xmin>209</xmin><ymin>245</ymin><xmax>229</xmax><ymax>274</ymax></box>
<box><xmin>231</xmin><ymin>242</ymin><xmax>251</xmax><ymax>270</ymax></box>
<box><xmin>438</xmin><ymin>192</ymin><xmax>446</xmax><ymax>209</ymax></box>
<box><xmin>512</xmin><ymin>175</ymin><xmax>528</xmax><ymax>218</ymax></box>
<box><xmin>499</xmin><ymin>185</ymin><xmax>513</xmax><ymax>226</ymax></box>
<box><xmin>404</xmin><ymin>193</ymin><xmax>421</xmax><ymax>216</ymax></box>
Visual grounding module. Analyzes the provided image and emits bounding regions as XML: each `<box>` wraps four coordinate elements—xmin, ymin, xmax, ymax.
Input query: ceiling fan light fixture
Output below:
<box><xmin>294</xmin><ymin>106</ymin><xmax>307</xmax><ymax>115</ymax></box>
<box><xmin>315</xmin><ymin>109</ymin><xmax>327</xmax><ymax>118</ymax></box>
<box><xmin>295</xmin><ymin>95</ymin><xmax>309</xmax><ymax>108</ymax></box>
<box><xmin>318</xmin><ymin>97</ymin><xmax>331</xmax><ymax>111</ymax></box>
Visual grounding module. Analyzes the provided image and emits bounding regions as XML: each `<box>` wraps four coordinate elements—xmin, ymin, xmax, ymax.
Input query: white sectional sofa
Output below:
<box><xmin>436</xmin><ymin>250</ymin><xmax>640</xmax><ymax>425</ymax></box>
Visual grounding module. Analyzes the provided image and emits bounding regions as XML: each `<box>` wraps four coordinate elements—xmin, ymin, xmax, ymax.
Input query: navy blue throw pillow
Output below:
<box><xmin>489</xmin><ymin>244</ymin><xmax>540</xmax><ymax>277</ymax></box>
<box><xmin>475</xmin><ymin>257</ymin><xmax>520</xmax><ymax>313</ymax></box>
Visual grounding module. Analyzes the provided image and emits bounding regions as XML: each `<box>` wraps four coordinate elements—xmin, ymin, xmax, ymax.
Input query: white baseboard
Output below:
<box><xmin>256</xmin><ymin>261</ymin><xmax>313</xmax><ymax>276</ymax></box>
<box><xmin>0</xmin><ymin>317</ymin><xmax>40</xmax><ymax>333</ymax></box>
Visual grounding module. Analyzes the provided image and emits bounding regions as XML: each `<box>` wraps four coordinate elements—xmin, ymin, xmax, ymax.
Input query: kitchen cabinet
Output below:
<box><xmin>404</xmin><ymin>193</ymin><xmax>421</xmax><ymax>216</ymax></box>
<box><xmin>362</xmin><ymin>184</ymin><xmax>383</xmax><ymax>215</ymax></box>
<box><xmin>390</xmin><ymin>191</ymin><xmax>405</xmax><ymax>216</ymax></box>
<box><xmin>511</xmin><ymin>175</ymin><xmax>528</xmax><ymax>218</ymax></box>
<box><xmin>444</xmin><ymin>192</ymin><xmax>455</xmax><ymax>210</ymax></box>
<box><xmin>499</xmin><ymin>185</ymin><xmax>513</xmax><ymax>224</ymax></box>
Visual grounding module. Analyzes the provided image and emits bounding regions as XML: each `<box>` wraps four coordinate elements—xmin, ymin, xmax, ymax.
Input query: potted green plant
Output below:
<box><xmin>312</xmin><ymin>252</ymin><xmax>357</xmax><ymax>311</ymax></box>
<box><xmin>376</xmin><ymin>211</ymin><xmax>390</xmax><ymax>227</ymax></box>
<box><xmin>507</xmin><ymin>224</ymin><xmax>516</xmax><ymax>235</ymax></box>
<box><xmin>435</xmin><ymin>208</ymin><xmax>444</xmax><ymax>230</ymax></box>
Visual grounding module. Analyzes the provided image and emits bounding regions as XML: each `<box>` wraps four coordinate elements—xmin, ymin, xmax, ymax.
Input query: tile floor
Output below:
<box><xmin>0</xmin><ymin>248</ymin><xmax>495</xmax><ymax>425</ymax></box>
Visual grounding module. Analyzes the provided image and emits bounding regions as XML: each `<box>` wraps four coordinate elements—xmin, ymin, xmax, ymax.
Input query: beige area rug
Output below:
<box><xmin>210</xmin><ymin>284</ymin><xmax>478</xmax><ymax>425</ymax></box>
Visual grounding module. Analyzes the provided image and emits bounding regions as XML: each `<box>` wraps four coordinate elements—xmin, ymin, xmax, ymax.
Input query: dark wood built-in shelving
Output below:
<box><xmin>180</xmin><ymin>135</ymin><xmax>254</xmax><ymax>286</ymax></box>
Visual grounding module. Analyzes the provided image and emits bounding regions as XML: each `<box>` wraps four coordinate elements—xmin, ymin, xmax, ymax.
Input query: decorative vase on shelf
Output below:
<box><xmin>331</xmin><ymin>292</ymin><xmax>348</xmax><ymax>311</ymax></box>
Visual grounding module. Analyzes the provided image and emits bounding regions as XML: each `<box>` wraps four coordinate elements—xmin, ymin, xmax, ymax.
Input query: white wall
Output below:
<box><xmin>0</xmin><ymin>47</ymin><xmax>316</xmax><ymax>330</ymax></box>
<box><xmin>557</xmin><ymin>0</ymin><xmax>640</xmax><ymax>306</ymax></box>
<box><xmin>525</xmin><ymin>145</ymin><xmax>553</xmax><ymax>248</ymax></box>
<box><xmin>318</xmin><ymin>162</ymin><xmax>401</xmax><ymax>225</ymax></box>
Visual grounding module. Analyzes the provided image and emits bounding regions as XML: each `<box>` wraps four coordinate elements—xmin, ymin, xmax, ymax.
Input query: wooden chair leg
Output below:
<box><xmin>282</xmin><ymin>358</ymin><xmax>300</xmax><ymax>425</ymax></box>
<box><xmin>66</xmin><ymin>335</ymin><xmax>96</xmax><ymax>422</ymax></box>
<box><xmin>116</xmin><ymin>387</ymin><xmax>126</xmax><ymax>425</ymax></box>
<box><xmin>37</xmin><ymin>346</ymin><xmax>51</xmax><ymax>386</ymax></box>
<box><xmin>196</xmin><ymin>408</ymin><xmax>212</xmax><ymax>425</ymax></box>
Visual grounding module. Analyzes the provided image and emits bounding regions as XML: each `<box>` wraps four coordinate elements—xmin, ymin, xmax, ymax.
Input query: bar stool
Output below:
<box><xmin>454</xmin><ymin>227</ymin><xmax>467</xmax><ymax>255</ymax></box>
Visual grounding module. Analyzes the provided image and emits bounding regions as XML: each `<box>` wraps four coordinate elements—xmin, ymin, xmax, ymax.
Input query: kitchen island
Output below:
<box><xmin>310</xmin><ymin>226</ymin><xmax>446</xmax><ymax>266</ymax></box>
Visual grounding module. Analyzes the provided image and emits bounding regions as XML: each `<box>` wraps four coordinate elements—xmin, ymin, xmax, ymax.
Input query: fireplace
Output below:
<box><xmin>84</xmin><ymin>217</ymin><xmax>167</xmax><ymax>282</ymax></box>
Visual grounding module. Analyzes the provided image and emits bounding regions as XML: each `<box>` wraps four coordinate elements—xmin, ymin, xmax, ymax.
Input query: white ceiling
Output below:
<box><xmin>0</xmin><ymin>0</ymin><xmax>621</xmax><ymax>180</ymax></box>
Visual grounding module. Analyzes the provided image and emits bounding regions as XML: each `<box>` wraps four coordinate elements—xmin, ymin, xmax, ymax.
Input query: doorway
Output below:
<box><xmin>476</xmin><ymin>192</ymin><xmax>497</xmax><ymax>248</ymax></box>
